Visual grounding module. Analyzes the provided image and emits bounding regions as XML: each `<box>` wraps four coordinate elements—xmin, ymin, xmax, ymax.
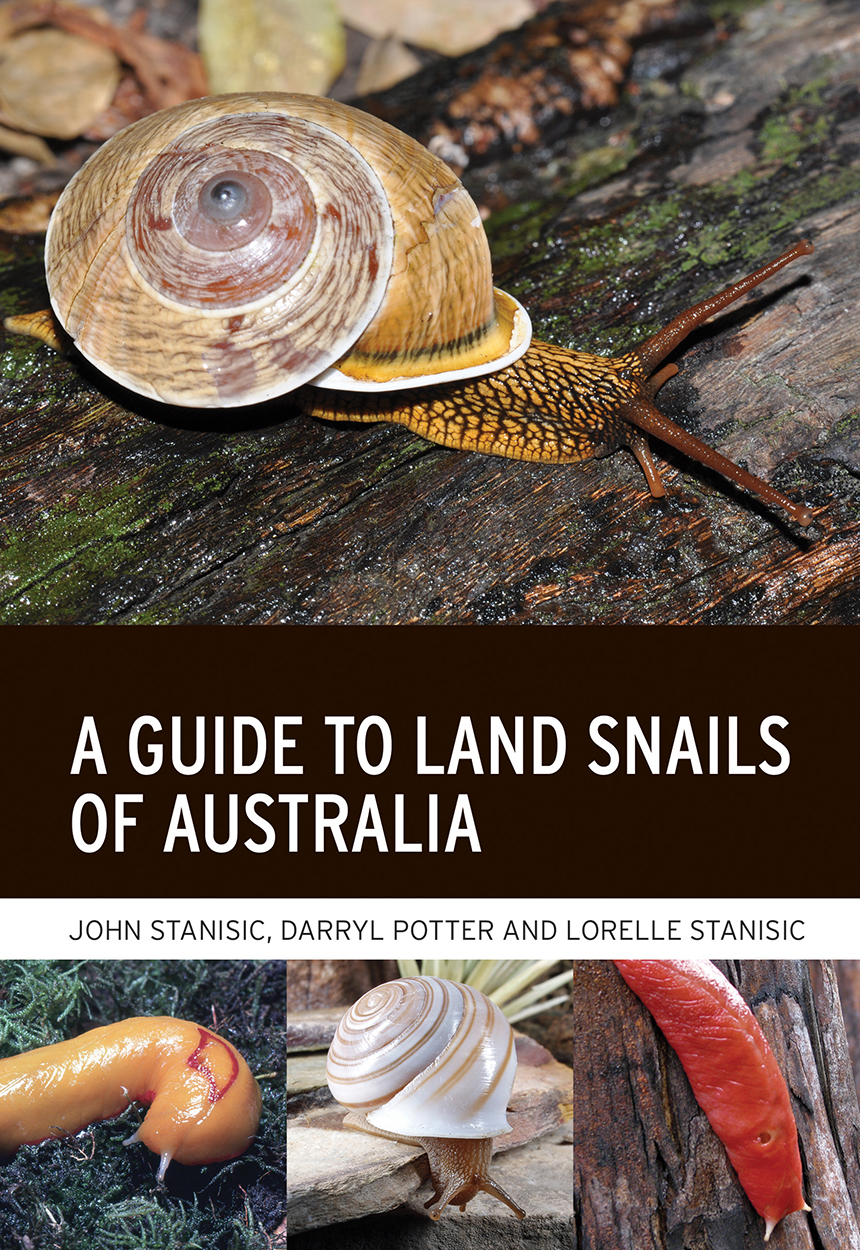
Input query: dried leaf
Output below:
<box><xmin>0</xmin><ymin>27</ymin><xmax>120</xmax><ymax>138</ymax></box>
<box><xmin>337</xmin><ymin>0</ymin><xmax>534</xmax><ymax>57</ymax></box>
<box><xmin>0</xmin><ymin>0</ymin><xmax>207</xmax><ymax>116</ymax></box>
<box><xmin>199</xmin><ymin>0</ymin><xmax>345</xmax><ymax>96</ymax></box>
<box><xmin>81</xmin><ymin>71</ymin><xmax>149</xmax><ymax>141</ymax></box>
<box><xmin>0</xmin><ymin>118</ymin><xmax>52</xmax><ymax>160</ymax></box>
<box><xmin>355</xmin><ymin>35</ymin><xmax>421</xmax><ymax>94</ymax></box>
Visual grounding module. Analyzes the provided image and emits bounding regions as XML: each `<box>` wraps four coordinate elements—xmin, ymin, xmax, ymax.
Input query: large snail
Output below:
<box><xmin>42</xmin><ymin>92</ymin><xmax>814</xmax><ymax>528</ymax></box>
<box><xmin>325</xmin><ymin>976</ymin><xmax>525</xmax><ymax>1219</ymax></box>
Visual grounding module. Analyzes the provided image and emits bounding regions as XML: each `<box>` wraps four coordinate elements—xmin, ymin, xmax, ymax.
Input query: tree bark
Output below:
<box><xmin>834</xmin><ymin>962</ymin><xmax>860</xmax><ymax>1098</ymax></box>
<box><xmin>574</xmin><ymin>960</ymin><xmax>860</xmax><ymax>1249</ymax></box>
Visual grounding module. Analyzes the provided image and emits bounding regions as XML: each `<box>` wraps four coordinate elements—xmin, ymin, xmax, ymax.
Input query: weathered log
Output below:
<box><xmin>354</xmin><ymin>0</ymin><xmax>690</xmax><ymax>168</ymax></box>
<box><xmin>574</xmin><ymin>960</ymin><xmax>860</xmax><ymax>1249</ymax></box>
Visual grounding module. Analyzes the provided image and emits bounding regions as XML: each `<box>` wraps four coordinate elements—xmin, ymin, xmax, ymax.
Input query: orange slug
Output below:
<box><xmin>0</xmin><ymin>1016</ymin><xmax>262</xmax><ymax>1181</ymax></box>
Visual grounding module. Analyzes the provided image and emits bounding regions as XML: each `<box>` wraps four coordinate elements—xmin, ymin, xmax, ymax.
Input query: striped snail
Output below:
<box><xmin>325</xmin><ymin>976</ymin><xmax>525</xmax><ymax>1219</ymax></box>
<box><xmin>43</xmin><ymin>92</ymin><xmax>814</xmax><ymax>528</ymax></box>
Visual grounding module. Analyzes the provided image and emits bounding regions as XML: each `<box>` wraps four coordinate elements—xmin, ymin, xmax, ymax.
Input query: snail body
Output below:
<box><xmin>326</xmin><ymin>976</ymin><xmax>525</xmax><ymax>1219</ymax></box>
<box><xmin>44</xmin><ymin>92</ymin><xmax>813</xmax><ymax>528</ymax></box>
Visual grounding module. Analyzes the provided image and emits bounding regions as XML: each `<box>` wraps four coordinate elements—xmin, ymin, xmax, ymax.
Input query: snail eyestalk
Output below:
<box><xmin>619</xmin><ymin>240</ymin><xmax>816</xmax><ymax>528</ymax></box>
<box><xmin>342</xmin><ymin>1115</ymin><xmax>526</xmax><ymax>1220</ymax></box>
<box><xmin>621</xmin><ymin>392</ymin><xmax>813</xmax><ymax>527</ymax></box>
<box><xmin>633</xmin><ymin>240</ymin><xmax>815</xmax><ymax>375</ymax></box>
<box><xmin>420</xmin><ymin>1136</ymin><xmax>526</xmax><ymax>1220</ymax></box>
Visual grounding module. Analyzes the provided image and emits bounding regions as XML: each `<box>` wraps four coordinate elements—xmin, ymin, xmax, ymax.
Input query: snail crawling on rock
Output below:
<box><xmin>37</xmin><ymin>92</ymin><xmax>814</xmax><ymax>528</ymax></box>
<box><xmin>326</xmin><ymin>976</ymin><xmax>525</xmax><ymax>1219</ymax></box>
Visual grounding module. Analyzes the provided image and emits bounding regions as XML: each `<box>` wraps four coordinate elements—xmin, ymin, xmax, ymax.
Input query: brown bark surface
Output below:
<box><xmin>286</xmin><ymin>959</ymin><xmax>400</xmax><ymax>1014</ymax></box>
<box><xmin>575</xmin><ymin>960</ymin><xmax>860</xmax><ymax>1249</ymax></box>
<box><xmin>1</xmin><ymin>0</ymin><xmax>858</xmax><ymax>623</ymax></box>
<box><xmin>834</xmin><ymin>961</ymin><xmax>860</xmax><ymax>1097</ymax></box>
<box><xmin>356</xmin><ymin>0</ymin><xmax>684</xmax><ymax>168</ymax></box>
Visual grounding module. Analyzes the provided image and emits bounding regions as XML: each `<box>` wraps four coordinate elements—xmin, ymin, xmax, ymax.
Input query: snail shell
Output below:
<box><xmin>326</xmin><ymin>976</ymin><xmax>524</xmax><ymax>1219</ymax></box>
<box><xmin>44</xmin><ymin>93</ymin><xmax>529</xmax><ymax>408</ymax></box>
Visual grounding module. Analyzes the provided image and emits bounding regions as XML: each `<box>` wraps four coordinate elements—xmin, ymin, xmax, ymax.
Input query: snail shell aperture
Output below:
<box><xmin>44</xmin><ymin>93</ymin><xmax>529</xmax><ymax>407</ymax></box>
<box><xmin>326</xmin><ymin>976</ymin><xmax>525</xmax><ymax>1219</ymax></box>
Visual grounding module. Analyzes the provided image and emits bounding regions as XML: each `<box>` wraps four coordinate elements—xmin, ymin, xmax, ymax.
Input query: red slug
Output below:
<box><xmin>613</xmin><ymin>960</ymin><xmax>808</xmax><ymax>1241</ymax></box>
<box><xmin>0</xmin><ymin>1016</ymin><xmax>262</xmax><ymax>1181</ymax></box>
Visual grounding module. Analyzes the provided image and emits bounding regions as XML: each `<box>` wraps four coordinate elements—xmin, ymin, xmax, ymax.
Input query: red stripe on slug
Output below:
<box><xmin>613</xmin><ymin>960</ymin><xmax>807</xmax><ymax>1241</ymax></box>
<box><xmin>188</xmin><ymin>1028</ymin><xmax>241</xmax><ymax>1102</ymax></box>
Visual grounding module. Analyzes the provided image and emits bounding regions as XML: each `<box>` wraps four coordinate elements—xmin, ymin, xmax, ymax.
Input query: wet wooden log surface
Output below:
<box><xmin>1</xmin><ymin>0</ymin><xmax>858</xmax><ymax>624</ymax></box>
<box><xmin>574</xmin><ymin>960</ymin><xmax>860</xmax><ymax>1249</ymax></box>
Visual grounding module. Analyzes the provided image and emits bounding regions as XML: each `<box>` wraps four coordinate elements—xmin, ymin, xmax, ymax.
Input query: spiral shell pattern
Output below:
<box><xmin>46</xmin><ymin>98</ymin><xmax>393</xmax><ymax>406</ymax></box>
<box><xmin>326</xmin><ymin>977</ymin><xmax>516</xmax><ymax>1139</ymax></box>
<box><xmin>45</xmin><ymin>93</ymin><xmax>531</xmax><ymax>408</ymax></box>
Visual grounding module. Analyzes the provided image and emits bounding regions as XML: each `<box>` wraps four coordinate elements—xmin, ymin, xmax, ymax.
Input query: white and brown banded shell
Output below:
<box><xmin>45</xmin><ymin>93</ymin><xmax>530</xmax><ymax>408</ymax></box>
<box><xmin>326</xmin><ymin>976</ymin><xmax>516</xmax><ymax>1138</ymax></box>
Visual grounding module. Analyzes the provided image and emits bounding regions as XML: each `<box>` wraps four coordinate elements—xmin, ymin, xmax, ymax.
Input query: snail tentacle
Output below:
<box><xmin>618</xmin><ymin>392</ymin><xmax>813</xmax><ymax>527</ymax></box>
<box><xmin>420</xmin><ymin>1136</ymin><xmax>526</xmax><ymax>1220</ymax></box>
<box><xmin>615</xmin><ymin>239</ymin><xmax>816</xmax><ymax>527</ymax></box>
<box><xmin>341</xmin><ymin>1115</ymin><xmax>526</xmax><ymax>1220</ymax></box>
<box><xmin>631</xmin><ymin>240</ymin><xmax>814</xmax><ymax>375</ymax></box>
<box><xmin>628</xmin><ymin>432</ymin><xmax>667</xmax><ymax>498</ymax></box>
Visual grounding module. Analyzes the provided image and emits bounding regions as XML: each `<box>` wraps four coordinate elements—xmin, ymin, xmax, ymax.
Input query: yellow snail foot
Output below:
<box><xmin>5</xmin><ymin>309</ymin><xmax>65</xmax><ymax>353</ymax></box>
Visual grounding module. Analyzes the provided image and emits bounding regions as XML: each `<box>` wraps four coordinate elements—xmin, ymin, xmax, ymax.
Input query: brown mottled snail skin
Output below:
<box><xmin>44</xmin><ymin>92</ymin><xmax>814</xmax><ymax>529</ymax></box>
